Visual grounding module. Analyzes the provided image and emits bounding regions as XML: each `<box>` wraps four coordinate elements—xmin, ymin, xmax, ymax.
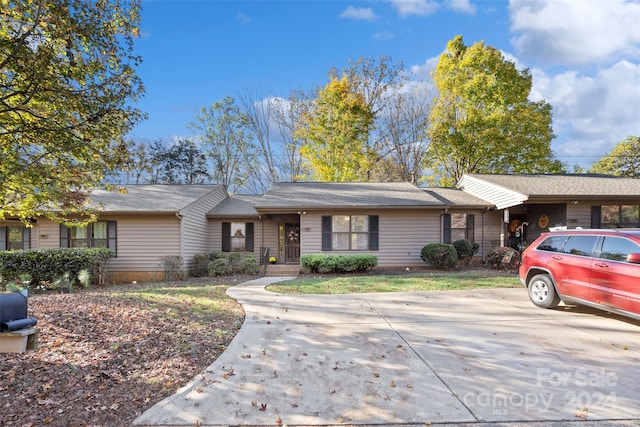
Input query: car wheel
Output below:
<box><xmin>527</xmin><ymin>274</ymin><xmax>561</xmax><ymax>308</ymax></box>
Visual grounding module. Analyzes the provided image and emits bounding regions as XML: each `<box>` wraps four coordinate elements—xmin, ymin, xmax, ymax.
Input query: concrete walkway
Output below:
<box><xmin>134</xmin><ymin>276</ymin><xmax>640</xmax><ymax>426</ymax></box>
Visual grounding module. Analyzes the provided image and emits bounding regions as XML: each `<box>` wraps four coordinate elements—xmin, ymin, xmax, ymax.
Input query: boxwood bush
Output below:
<box><xmin>453</xmin><ymin>239</ymin><xmax>480</xmax><ymax>264</ymax></box>
<box><xmin>301</xmin><ymin>254</ymin><xmax>378</xmax><ymax>274</ymax></box>
<box><xmin>0</xmin><ymin>248</ymin><xmax>114</xmax><ymax>288</ymax></box>
<box><xmin>208</xmin><ymin>258</ymin><xmax>232</xmax><ymax>276</ymax></box>
<box><xmin>420</xmin><ymin>243</ymin><xmax>458</xmax><ymax>269</ymax></box>
<box><xmin>200</xmin><ymin>251</ymin><xmax>259</xmax><ymax>276</ymax></box>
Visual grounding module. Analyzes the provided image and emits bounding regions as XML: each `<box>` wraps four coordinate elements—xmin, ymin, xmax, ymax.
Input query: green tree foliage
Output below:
<box><xmin>427</xmin><ymin>35</ymin><xmax>563</xmax><ymax>186</ymax></box>
<box><xmin>1</xmin><ymin>0</ymin><xmax>145</xmax><ymax>223</ymax></box>
<box><xmin>296</xmin><ymin>76</ymin><xmax>375</xmax><ymax>182</ymax></box>
<box><xmin>590</xmin><ymin>136</ymin><xmax>640</xmax><ymax>178</ymax></box>
<box><xmin>161</xmin><ymin>139</ymin><xmax>210</xmax><ymax>184</ymax></box>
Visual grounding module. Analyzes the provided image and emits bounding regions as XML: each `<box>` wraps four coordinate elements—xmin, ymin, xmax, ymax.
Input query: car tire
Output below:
<box><xmin>527</xmin><ymin>274</ymin><xmax>561</xmax><ymax>309</ymax></box>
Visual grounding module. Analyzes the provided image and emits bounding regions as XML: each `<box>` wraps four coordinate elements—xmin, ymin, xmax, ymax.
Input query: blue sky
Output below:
<box><xmin>131</xmin><ymin>0</ymin><xmax>640</xmax><ymax>169</ymax></box>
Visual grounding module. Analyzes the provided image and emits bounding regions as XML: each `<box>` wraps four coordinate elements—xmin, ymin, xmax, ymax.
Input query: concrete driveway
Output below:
<box><xmin>134</xmin><ymin>276</ymin><xmax>640</xmax><ymax>426</ymax></box>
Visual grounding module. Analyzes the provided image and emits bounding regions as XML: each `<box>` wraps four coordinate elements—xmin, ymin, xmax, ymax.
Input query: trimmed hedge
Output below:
<box><xmin>453</xmin><ymin>239</ymin><xmax>480</xmax><ymax>263</ymax></box>
<box><xmin>420</xmin><ymin>243</ymin><xmax>458</xmax><ymax>269</ymax></box>
<box><xmin>197</xmin><ymin>251</ymin><xmax>259</xmax><ymax>277</ymax></box>
<box><xmin>0</xmin><ymin>248</ymin><xmax>114</xmax><ymax>287</ymax></box>
<box><xmin>301</xmin><ymin>254</ymin><xmax>378</xmax><ymax>274</ymax></box>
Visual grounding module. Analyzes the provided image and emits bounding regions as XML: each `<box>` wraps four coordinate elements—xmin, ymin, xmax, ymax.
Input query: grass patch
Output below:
<box><xmin>266</xmin><ymin>269</ymin><xmax>520</xmax><ymax>294</ymax></box>
<box><xmin>108</xmin><ymin>282</ymin><xmax>239</xmax><ymax>323</ymax></box>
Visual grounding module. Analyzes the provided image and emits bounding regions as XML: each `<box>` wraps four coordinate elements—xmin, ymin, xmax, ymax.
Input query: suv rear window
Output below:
<box><xmin>561</xmin><ymin>235</ymin><xmax>597</xmax><ymax>256</ymax></box>
<box><xmin>536</xmin><ymin>235</ymin><xmax>567</xmax><ymax>252</ymax></box>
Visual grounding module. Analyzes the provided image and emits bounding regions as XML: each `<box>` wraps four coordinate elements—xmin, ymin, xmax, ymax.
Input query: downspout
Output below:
<box><xmin>481</xmin><ymin>209</ymin><xmax>486</xmax><ymax>263</ymax></box>
<box><xmin>175</xmin><ymin>212</ymin><xmax>184</xmax><ymax>277</ymax></box>
<box><xmin>260</xmin><ymin>215</ymin><xmax>266</xmax><ymax>276</ymax></box>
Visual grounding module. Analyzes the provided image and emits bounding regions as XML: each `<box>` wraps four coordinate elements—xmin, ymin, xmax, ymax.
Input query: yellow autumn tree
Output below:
<box><xmin>295</xmin><ymin>76</ymin><xmax>375</xmax><ymax>182</ymax></box>
<box><xmin>427</xmin><ymin>35</ymin><xmax>564</xmax><ymax>186</ymax></box>
<box><xmin>590</xmin><ymin>136</ymin><xmax>640</xmax><ymax>178</ymax></box>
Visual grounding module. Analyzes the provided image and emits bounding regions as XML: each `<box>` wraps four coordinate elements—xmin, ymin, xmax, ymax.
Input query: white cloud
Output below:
<box><xmin>531</xmin><ymin>60</ymin><xmax>640</xmax><ymax>164</ymax></box>
<box><xmin>409</xmin><ymin>56</ymin><xmax>440</xmax><ymax>80</ymax></box>
<box><xmin>389</xmin><ymin>0</ymin><xmax>439</xmax><ymax>17</ymax></box>
<box><xmin>236</xmin><ymin>12</ymin><xmax>251</xmax><ymax>25</ymax></box>
<box><xmin>373</xmin><ymin>30</ymin><xmax>395</xmax><ymax>41</ymax></box>
<box><xmin>339</xmin><ymin>6</ymin><xmax>377</xmax><ymax>21</ymax></box>
<box><xmin>448</xmin><ymin>0</ymin><xmax>476</xmax><ymax>14</ymax></box>
<box><xmin>509</xmin><ymin>0</ymin><xmax>640</xmax><ymax>66</ymax></box>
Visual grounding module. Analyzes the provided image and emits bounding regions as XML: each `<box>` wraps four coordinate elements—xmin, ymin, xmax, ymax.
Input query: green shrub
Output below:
<box><xmin>0</xmin><ymin>248</ymin><xmax>114</xmax><ymax>288</ymax></box>
<box><xmin>301</xmin><ymin>254</ymin><xmax>325</xmax><ymax>273</ymax></box>
<box><xmin>421</xmin><ymin>243</ymin><xmax>458</xmax><ymax>269</ymax></box>
<box><xmin>453</xmin><ymin>239</ymin><xmax>480</xmax><ymax>264</ymax></box>
<box><xmin>209</xmin><ymin>250</ymin><xmax>227</xmax><ymax>260</ymax></box>
<box><xmin>301</xmin><ymin>254</ymin><xmax>377</xmax><ymax>274</ymax></box>
<box><xmin>208</xmin><ymin>258</ymin><xmax>232</xmax><ymax>276</ymax></box>
<box><xmin>227</xmin><ymin>252</ymin><xmax>242</xmax><ymax>266</ymax></box>
<box><xmin>486</xmin><ymin>247</ymin><xmax>521</xmax><ymax>271</ymax></box>
<box><xmin>192</xmin><ymin>253</ymin><xmax>210</xmax><ymax>277</ymax></box>
<box><xmin>239</xmin><ymin>255</ymin><xmax>259</xmax><ymax>275</ymax></box>
<box><xmin>52</xmin><ymin>272</ymin><xmax>74</xmax><ymax>293</ymax></box>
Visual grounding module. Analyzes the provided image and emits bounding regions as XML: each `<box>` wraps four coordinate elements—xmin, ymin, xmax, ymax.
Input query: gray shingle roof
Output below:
<box><xmin>255</xmin><ymin>182</ymin><xmax>444</xmax><ymax>209</ymax></box>
<box><xmin>207</xmin><ymin>194</ymin><xmax>261</xmax><ymax>218</ymax></box>
<box><xmin>422</xmin><ymin>188</ymin><xmax>492</xmax><ymax>207</ymax></box>
<box><xmin>87</xmin><ymin>185</ymin><xmax>222</xmax><ymax>212</ymax></box>
<box><xmin>466</xmin><ymin>174</ymin><xmax>640</xmax><ymax>197</ymax></box>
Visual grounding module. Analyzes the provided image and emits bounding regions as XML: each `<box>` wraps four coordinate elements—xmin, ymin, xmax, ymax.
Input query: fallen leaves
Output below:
<box><xmin>251</xmin><ymin>400</ymin><xmax>267</xmax><ymax>411</ymax></box>
<box><xmin>0</xmin><ymin>279</ymin><xmax>245</xmax><ymax>427</ymax></box>
<box><xmin>222</xmin><ymin>368</ymin><xmax>235</xmax><ymax>380</ymax></box>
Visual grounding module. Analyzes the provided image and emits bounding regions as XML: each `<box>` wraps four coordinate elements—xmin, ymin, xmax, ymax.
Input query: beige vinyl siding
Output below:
<box><xmin>34</xmin><ymin>219</ymin><xmax>62</xmax><ymax>249</ymax></box>
<box><xmin>477</xmin><ymin>210</ymin><xmax>505</xmax><ymax>255</ymax></box>
<box><xmin>33</xmin><ymin>215</ymin><xmax>180</xmax><ymax>280</ymax></box>
<box><xmin>258</xmin><ymin>218</ymin><xmax>279</xmax><ymax>261</ymax></box>
<box><xmin>566</xmin><ymin>202</ymin><xmax>593</xmax><ymax>229</ymax></box>
<box><xmin>301</xmin><ymin>210</ymin><xmax>442</xmax><ymax>267</ymax></box>
<box><xmin>104</xmin><ymin>215</ymin><xmax>180</xmax><ymax>273</ymax></box>
<box><xmin>180</xmin><ymin>187</ymin><xmax>228</xmax><ymax>270</ymax></box>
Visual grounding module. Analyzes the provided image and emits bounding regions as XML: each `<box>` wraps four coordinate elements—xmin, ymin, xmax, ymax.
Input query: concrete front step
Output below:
<box><xmin>264</xmin><ymin>264</ymin><xmax>301</xmax><ymax>276</ymax></box>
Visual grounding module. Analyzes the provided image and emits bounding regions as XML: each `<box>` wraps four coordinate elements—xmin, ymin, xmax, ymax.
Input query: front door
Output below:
<box><xmin>284</xmin><ymin>223</ymin><xmax>300</xmax><ymax>263</ymax></box>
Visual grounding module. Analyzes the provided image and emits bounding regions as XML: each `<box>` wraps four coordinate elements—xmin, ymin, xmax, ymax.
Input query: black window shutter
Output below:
<box><xmin>591</xmin><ymin>206</ymin><xmax>601</xmax><ymax>228</ymax></box>
<box><xmin>60</xmin><ymin>225</ymin><xmax>69</xmax><ymax>247</ymax></box>
<box><xmin>222</xmin><ymin>222</ymin><xmax>231</xmax><ymax>252</ymax></box>
<box><xmin>321</xmin><ymin>216</ymin><xmax>332</xmax><ymax>251</ymax></box>
<box><xmin>245</xmin><ymin>222</ymin><xmax>254</xmax><ymax>252</ymax></box>
<box><xmin>107</xmin><ymin>221</ymin><xmax>117</xmax><ymax>254</ymax></box>
<box><xmin>368</xmin><ymin>215</ymin><xmax>379</xmax><ymax>250</ymax></box>
<box><xmin>22</xmin><ymin>227</ymin><xmax>31</xmax><ymax>250</ymax></box>
<box><xmin>443</xmin><ymin>213</ymin><xmax>451</xmax><ymax>243</ymax></box>
<box><xmin>0</xmin><ymin>227</ymin><xmax>6</xmax><ymax>250</ymax></box>
<box><xmin>466</xmin><ymin>214</ymin><xmax>475</xmax><ymax>242</ymax></box>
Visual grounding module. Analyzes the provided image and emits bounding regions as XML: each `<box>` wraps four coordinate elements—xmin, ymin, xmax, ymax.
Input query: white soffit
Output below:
<box><xmin>457</xmin><ymin>175</ymin><xmax>529</xmax><ymax>210</ymax></box>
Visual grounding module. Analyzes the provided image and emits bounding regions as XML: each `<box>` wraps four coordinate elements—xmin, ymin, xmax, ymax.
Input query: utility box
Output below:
<box><xmin>0</xmin><ymin>292</ymin><xmax>39</xmax><ymax>353</ymax></box>
<box><xmin>0</xmin><ymin>293</ymin><xmax>27</xmax><ymax>324</ymax></box>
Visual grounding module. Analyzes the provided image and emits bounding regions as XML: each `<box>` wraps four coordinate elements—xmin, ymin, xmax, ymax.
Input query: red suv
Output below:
<box><xmin>519</xmin><ymin>229</ymin><xmax>640</xmax><ymax>320</ymax></box>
